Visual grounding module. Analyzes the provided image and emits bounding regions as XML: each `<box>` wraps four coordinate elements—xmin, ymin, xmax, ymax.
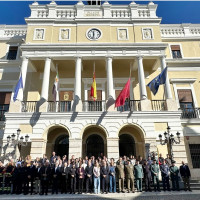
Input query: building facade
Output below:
<box><xmin>0</xmin><ymin>1</ymin><xmax>200</xmax><ymax>178</ymax></box>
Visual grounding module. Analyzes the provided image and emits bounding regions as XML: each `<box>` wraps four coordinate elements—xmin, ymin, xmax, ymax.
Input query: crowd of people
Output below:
<box><xmin>0</xmin><ymin>152</ymin><xmax>192</xmax><ymax>195</ymax></box>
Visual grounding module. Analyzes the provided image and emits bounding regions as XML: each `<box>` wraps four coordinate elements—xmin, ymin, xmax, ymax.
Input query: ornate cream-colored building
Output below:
<box><xmin>0</xmin><ymin>1</ymin><xmax>200</xmax><ymax>178</ymax></box>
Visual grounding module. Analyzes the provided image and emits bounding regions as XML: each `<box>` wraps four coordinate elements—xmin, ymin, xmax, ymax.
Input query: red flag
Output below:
<box><xmin>115</xmin><ymin>78</ymin><xmax>130</xmax><ymax>107</ymax></box>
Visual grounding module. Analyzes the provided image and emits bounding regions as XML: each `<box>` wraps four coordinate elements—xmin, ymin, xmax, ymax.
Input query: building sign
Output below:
<box><xmin>84</xmin><ymin>11</ymin><xmax>102</xmax><ymax>17</ymax></box>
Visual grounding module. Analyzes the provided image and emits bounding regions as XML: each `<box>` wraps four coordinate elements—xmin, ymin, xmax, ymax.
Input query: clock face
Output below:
<box><xmin>87</xmin><ymin>28</ymin><xmax>101</xmax><ymax>40</ymax></box>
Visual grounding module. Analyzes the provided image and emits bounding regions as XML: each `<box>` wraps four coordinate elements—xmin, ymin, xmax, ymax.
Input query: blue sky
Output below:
<box><xmin>0</xmin><ymin>1</ymin><xmax>200</xmax><ymax>24</ymax></box>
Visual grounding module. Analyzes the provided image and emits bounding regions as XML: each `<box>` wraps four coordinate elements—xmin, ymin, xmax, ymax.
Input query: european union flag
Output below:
<box><xmin>147</xmin><ymin>67</ymin><xmax>167</xmax><ymax>95</ymax></box>
<box><xmin>13</xmin><ymin>74</ymin><xmax>23</xmax><ymax>102</ymax></box>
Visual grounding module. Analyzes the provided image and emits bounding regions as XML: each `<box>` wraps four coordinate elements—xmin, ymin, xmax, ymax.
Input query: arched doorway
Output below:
<box><xmin>82</xmin><ymin>125</ymin><xmax>107</xmax><ymax>158</ymax></box>
<box><xmin>118</xmin><ymin>125</ymin><xmax>145</xmax><ymax>158</ymax></box>
<box><xmin>86</xmin><ymin>134</ymin><xmax>104</xmax><ymax>158</ymax></box>
<box><xmin>45</xmin><ymin>126</ymin><xmax>70</xmax><ymax>159</ymax></box>
<box><xmin>119</xmin><ymin>134</ymin><xmax>136</xmax><ymax>157</ymax></box>
<box><xmin>54</xmin><ymin>135</ymin><xmax>69</xmax><ymax>158</ymax></box>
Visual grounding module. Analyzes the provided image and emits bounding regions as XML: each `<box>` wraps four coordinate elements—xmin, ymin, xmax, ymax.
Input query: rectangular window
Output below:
<box><xmin>171</xmin><ymin>45</ymin><xmax>182</xmax><ymax>59</ymax></box>
<box><xmin>178</xmin><ymin>89</ymin><xmax>195</xmax><ymax>118</ymax></box>
<box><xmin>189</xmin><ymin>144</ymin><xmax>200</xmax><ymax>168</ymax></box>
<box><xmin>0</xmin><ymin>92</ymin><xmax>11</xmax><ymax>121</ymax></box>
<box><xmin>7</xmin><ymin>46</ymin><xmax>18</xmax><ymax>60</ymax></box>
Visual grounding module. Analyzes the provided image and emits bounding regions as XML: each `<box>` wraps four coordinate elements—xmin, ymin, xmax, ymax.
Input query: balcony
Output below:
<box><xmin>83</xmin><ymin>100</ymin><xmax>106</xmax><ymax>112</ymax></box>
<box><xmin>20</xmin><ymin>100</ymin><xmax>167</xmax><ymax>113</ymax></box>
<box><xmin>48</xmin><ymin>101</ymin><xmax>71</xmax><ymax>112</ymax></box>
<box><xmin>180</xmin><ymin>108</ymin><xmax>200</xmax><ymax>119</ymax></box>
<box><xmin>0</xmin><ymin>104</ymin><xmax>9</xmax><ymax>121</ymax></box>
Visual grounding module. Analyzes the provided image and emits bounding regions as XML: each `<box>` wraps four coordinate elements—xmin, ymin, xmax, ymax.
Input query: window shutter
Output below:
<box><xmin>171</xmin><ymin>45</ymin><xmax>180</xmax><ymax>51</ymax></box>
<box><xmin>178</xmin><ymin>89</ymin><xmax>193</xmax><ymax>102</ymax></box>
<box><xmin>4</xmin><ymin>93</ymin><xmax>11</xmax><ymax>104</ymax></box>
<box><xmin>115</xmin><ymin>90</ymin><xmax>121</xmax><ymax>99</ymax></box>
<box><xmin>0</xmin><ymin>92</ymin><xmax>11</xmax><ymax>104</ymax></box>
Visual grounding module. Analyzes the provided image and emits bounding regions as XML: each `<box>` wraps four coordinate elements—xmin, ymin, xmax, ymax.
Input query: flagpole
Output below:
<box><xmin>56</xmin><ymin>64</ymin><xmax>59</xmax><ymax>112</ymax></box>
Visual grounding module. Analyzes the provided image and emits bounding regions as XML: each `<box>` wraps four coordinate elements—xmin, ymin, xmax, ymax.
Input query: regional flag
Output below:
<box><xmin>52</xmin><ymin>70</ymin><xmax>59</xmax><ymax>102</ymax></box>
<box><xmin>115</xmin><ymin>78</ymin><xmax>130</xmax><ymax>107</ymax></box>
<box><xmin>90</xmin><ymin>71</ymin><xmax>97</xmax><ymax>101</ymax></box>
<box><xmin>147</xmin><ymin>67</ymin><xmax>167</xmax><ymax>95</ymax></box>
<box><xmin>13</xmin><ymin>74</ymin><xmax>23</xmax><ymax>102</ymax></box>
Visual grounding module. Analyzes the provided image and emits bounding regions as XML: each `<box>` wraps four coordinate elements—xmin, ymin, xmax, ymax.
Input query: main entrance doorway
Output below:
<box><xmin>45</xmin><ymin>126</ymin><xmax>70</xmax><ymax>159</ymax></box>
<box><xmin>86</xmin><ymin>134</ymin><xmax>104</xmax><ymax>158</ymax></box>
<box><xmin>54</xmin><ymin>135</ymin><xmax>69</xmax><ymax>158</ymax></box>
<box><xmin>119</xmin><ymin>134</ymin><xmax>136</xmax><ymax>157</ymax></box>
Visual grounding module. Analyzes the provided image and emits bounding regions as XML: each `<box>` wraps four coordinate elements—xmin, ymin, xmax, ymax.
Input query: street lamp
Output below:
<box><xmin>158</xmin><ymin>126</ymin><xmax>180</xmax><ymax>160</ymax></box>
<box><xmin>6</xmin><ymin>129</ymin><xmax>29</xmax><ymax>160</ymax></box>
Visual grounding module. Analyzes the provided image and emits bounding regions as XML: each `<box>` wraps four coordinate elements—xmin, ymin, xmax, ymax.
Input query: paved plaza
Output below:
<box><xmin>0</xmin><ymin>191</ymin><xmax>200</xmax><ymax>200</ymax></box>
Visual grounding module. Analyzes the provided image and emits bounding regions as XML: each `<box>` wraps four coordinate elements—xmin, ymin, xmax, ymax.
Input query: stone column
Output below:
<box><xmin>30</xmin><ymin>139</ymin><xmax>47</xmax><ymax>159</ymax></box>
<box><xmin>9</xmin><ymin>57</ymin><xmax>29</xmax><ymax>112</ymax></box>
<box><xmin>68</xmin><ymin>138</ymin><xmax>82</xmax><ymax>158</ymax></box>
<box><xmin>160</xmin><ymin>56</ymin><xmax>178</xmax><ymax>111</ymax></box>
<box><xmin>107</xmin><ymin>138</ymin><xmax>119</xmax><ymax>160</ymax></box>
<box><xmin>137</xmin><ymin>56</ymin><xmax>152</xmax><ymax>111</ymax></box>
<box><xmin>41</xmin><ymin>57</ymin><xmax>51</xmax><ymax>100</ymax></box>
<box><xmin>39</xmin><ymin>57</ymin><xmax>51</xmax><ymax>112</ymax></box>
<box><xmin>72</xmin><ymin>56</ymin><xmax>82</xmax><ymax>112</ymax></box>
<box><xmin>106</xmin><ymin>56</ymin><xmax>115</xmax><ymax>111</ymax></box>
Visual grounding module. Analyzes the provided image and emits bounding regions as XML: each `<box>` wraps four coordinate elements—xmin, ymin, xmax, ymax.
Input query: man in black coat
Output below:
<box><xmin>21</xmin><ymin>162</ymin><xmax>29</xmax><ymax>195</ymax></box>
<box><xmin>60</xmin><ymin>161</ymin><xmax>70</xmax><ymax>194</ymax></box>
<box><xmin>100</xmin><ymin>160</ymin><xmax>109</xmax><ymax>194</ymax></box>
<box><xmin>40</xmin><ymin>161</ymin><xmax>51</xmax><ymax>195</ymax></box>
<box><xmin>27</xmin><ymin>161</ymin><xmax>36</xmax><ymax>195</ymax></box>
<box><xmin>180</xmin><ymin>161</ymin><xmax>192</xmax><ymax>191</ymax></box>
<box><xmin>85</xmin><ymin>160</ymin><xmax>93</xmax><ymax>193</ymax></box>
<box><xmin>34</xmin><ymin>162</ymin><xmax>42</xmax><ymax>194</ymax></box>
<box><xmin>142</xmin><ymin>160</ymin><xmax>152</xmax><ymax>192</ymax></box>
<box><xmin>51</xmin><ymin>161</ymin><xmax>60</xmax><ymax>194</ymax></box>
<box><xmin>12</xmin><ymin>163</ymin><xmax>22</xmax><ymax>194</ymax></box>
<box><xmin>70</xmin><ymin>163</ymin><xmax>77</xmax><ymax>194</ymax></box>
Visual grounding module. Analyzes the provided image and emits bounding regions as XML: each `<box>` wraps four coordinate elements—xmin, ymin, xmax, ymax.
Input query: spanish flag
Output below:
<box><xmin>90</xmin><ymin>69</ymin><xmax>97</xmax><ymax>101</ymax></box>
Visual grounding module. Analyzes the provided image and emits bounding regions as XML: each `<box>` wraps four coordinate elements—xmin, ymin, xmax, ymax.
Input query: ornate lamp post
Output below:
<box><xmin>6</xmin><ymin>129</ymin><xmax>29</xmax><ymax>160</ymax></box>
<box><xmin>158</xmin><ymin>126</ymin><xmax>181</xmax><ymax>160</ymax></box>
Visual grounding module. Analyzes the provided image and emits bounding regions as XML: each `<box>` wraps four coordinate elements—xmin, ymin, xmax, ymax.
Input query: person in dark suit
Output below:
<box><xmin>27</xmin><ymin>161</ymin><xmax>36</xmax><ymax>195</ymax></box>
<box><xmin>51</xmin><ymin>161</ymin><xmax>60</xmax><ymax>194</ymax></box>
<box><xmin>12</xmin><ymin>163</ymin><xmax>22</xmax><ymax>194</ymax></box>
<box><xmin>34</xmin><ymin>162</ymin><xmax>42</xmax><ymax>194</ymax></box>
<box><xmin>180</xmin><ymin>161</ymin><xmax>192</xmax><ymax>191</ymax></box>
<box><xmin>142</xmin><ymin>160</ymin><xmax>152</xmax><ymax>192</ymax></box>
<box><xmin>40</xmin><ymin>161</ymin><xmax>51</xmax><ymax>195</ymax></box>
<box><xmin>160</xmin><ymin>160</ymin><xmax>170</xmax><ymax>191</ymax></box>
<box><xmin>50</xmin><ymin>152</ymin><xmax>57</xmax><ymax>165</ymax></box>
<box><xmin>85</xmin><ymin>160</ymin><xmax>93</xmax><ymax>193</ymax></box>
<box><xmin>77</xmin><ymin>162</ymin><xmax>85</xmax><ymax>194</ymax></box>
<box><xmin>100</xmin><ymin>160</ymin><xmax>109</xmax><ymax>194</ymax></box>
<box><xmin>60</xmin><ymin>161</ymin><xmax>70</xmax><ymax>194</ymax></box>
<box><xmin>21</xmin><ymin>162</ymin><xmax>29</xmax><ymax>195</ymax></box>
<box><xmin>70</xmin><ymin>163</ymin><xmax>77</xmax><ymax>194</ymax></box>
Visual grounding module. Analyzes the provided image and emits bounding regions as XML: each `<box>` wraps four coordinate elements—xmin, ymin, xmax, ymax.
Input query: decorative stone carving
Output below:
<box><xmin>142</xmin><ymin>28</ymin><xmax>153</xmax><ymax>40</ymax></box>
<box><xmin>118</xmin><ymin>29</ymin><xmax>128</xmax><ymax>40</ymax></box>
<box><xmin>34</xmin><ymin>29</ymin><xmax>44</xmax><ymax>40</ymax></box>
<box><xmin>60</xmin><ymin>28</ymin><xmax>70</xmax><ymax>40</ymax></box>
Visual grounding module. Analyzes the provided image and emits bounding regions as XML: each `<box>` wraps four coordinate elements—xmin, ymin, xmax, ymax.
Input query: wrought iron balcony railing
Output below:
<box><xmin>180</xmin><ymin>107</ymin><xmax>200</xmax><ymax>119</ymax></box>
<box><xmin>48</xmin><ymin>101</ymin><xmax>72</xmax><ymax>112</ymax></box>
<box><xmin>83</xmin><ymin>100</ymin><xmax>106</xmax><ymax>112</ymax></box>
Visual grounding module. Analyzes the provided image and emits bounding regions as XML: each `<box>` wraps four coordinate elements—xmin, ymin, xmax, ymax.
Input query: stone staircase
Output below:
<box><xmin>190</xmin><ymin>179</ymin><xmax>200</xmax><ymax>190</ymax></box>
